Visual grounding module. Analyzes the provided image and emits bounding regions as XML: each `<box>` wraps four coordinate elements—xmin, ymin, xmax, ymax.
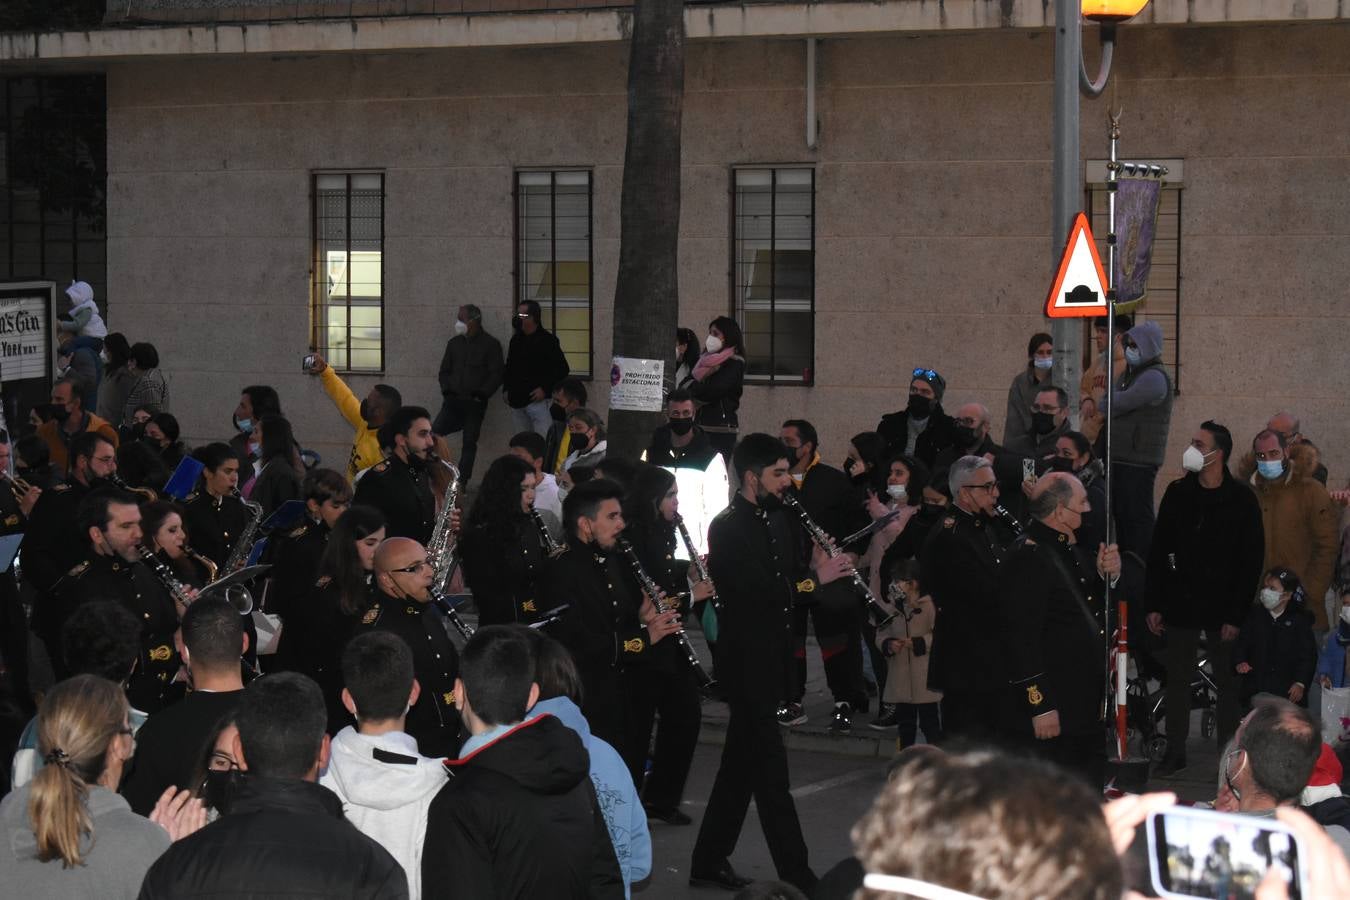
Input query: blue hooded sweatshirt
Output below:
<box><xmin>530</xmin><ymin>696</ymin><xmax>651</xmax><ymax>897</ymax></box>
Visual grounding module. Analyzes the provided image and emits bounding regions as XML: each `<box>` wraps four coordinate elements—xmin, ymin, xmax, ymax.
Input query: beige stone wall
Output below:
<box><xmin>104</xmin><ymin>21</ymin><xmax>1350</xmax><ymax>490</ymax></box>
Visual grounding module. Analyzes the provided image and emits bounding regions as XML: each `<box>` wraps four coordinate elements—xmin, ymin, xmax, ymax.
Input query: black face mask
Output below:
<box><xmin>512</xmin><ymin>316</ymin><xmax>524</xmax><ymax>332</ymax></box>
<box><xmin>572</xmin><ymin>432</ymin><xmax>592</xmax><ymax>452</ymax></box>
<box><xmin>1031</xmin><ymin>412</ymin><xmax>1058</xmax><ymax>436</ymax></box>
<box><xmin>359</xmin><ymin>399</ymin><xmax>372</xmax><ymax>425</ymax></box>
<box><xmin>906</xmin><ymin>394</ymin><xmax>933</xmax><ymax>418</ymax></box>
<box><xmin>842</xmin><ymin>458</ymin><xmax>857</xmax><ymax>475</ymax></box>
<box><xmin>201</xmin><ymin>768</ymin><xmax>242</xmax><ymax>816</ymax></box>
<box><xmin>1048</xmin><ymin>455</ymin><xmax>1075</xmax><ymax>473</ymax></box>
<box><xmin>918</xmin><ymin>503</ymin><xmax>944</xmax><ymax>521</ymax></box>
<box><xmin>668</xmin><ymin>418</ymin><xmax>695</xmax><ymax>436</ymax></box>
<box><xmin>51</xmin><ymin>406</ymin><xmax>71</xmax><ymax>424</ymax></box>
<box><xmin>953</xmin><ymin>424</ymin><xmax>980</xmax><ymax>449</ymax></box>
<box><xmin>549</xmin><ymin>403</ymin><xmax>566</xmax><ymax>423</ymax></box>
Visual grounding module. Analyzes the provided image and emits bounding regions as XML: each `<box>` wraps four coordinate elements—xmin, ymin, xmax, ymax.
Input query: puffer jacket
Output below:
<box><xmin>138</xmin><ymin>775</ymin><xmax>407</xmax><ymax>899</ymax></box>
<box><xmin>1237</xmin><ymin>442</ymin><xmax>1340</xmax><ymax>629</ymax></box>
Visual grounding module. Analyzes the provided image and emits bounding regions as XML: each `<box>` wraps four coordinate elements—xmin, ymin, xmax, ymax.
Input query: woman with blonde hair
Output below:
<box><xmin>0</xmin><ymin>675</ymin><xmax>202</xmax><ymax>897</ymax></box>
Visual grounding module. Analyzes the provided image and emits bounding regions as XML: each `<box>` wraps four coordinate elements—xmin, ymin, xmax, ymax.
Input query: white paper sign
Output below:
<box><xmin>0</xmin><ymin>292</ymin><xmax>48</xmax><ymax>382</ymax></box>
<box><xmin>609</xmin><ymin>356</ymin><xmax>665</xmax><ymax>412</ymax></box>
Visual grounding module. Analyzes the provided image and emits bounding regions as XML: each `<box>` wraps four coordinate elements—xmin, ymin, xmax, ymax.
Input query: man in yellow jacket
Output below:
<box><xmin>306</xmin><ymin>354</ymin><xmax>401</xmax><ymax>481</ymax></box>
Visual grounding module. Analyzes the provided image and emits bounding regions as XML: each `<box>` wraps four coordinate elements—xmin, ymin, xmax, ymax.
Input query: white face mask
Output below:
<box><xmin>886</xmin><ymin>484</ymin><xmax>907</xmax><ymax>501</ymax></box>
<box><xmin>1259</xmin><ymin>587</ymin><xmax>1284</xmax><ymax>611</ymax></box>
<box><xmin>1032</xmin><ymin>357</ymin><xmax>1054</xmax><ymax>370</ymax></box>
<box><xmin>1341</xmin><ymin>606</ymin><xmax>1350</xmax><ymax>626</ymax></box>
<box><xmin>453</xmin><ymin>320</ymin><xmax>468</xmax><ymax>336</ymax></box>
<box><xmin>705</xmin><ymin>335</ymin><xmax>723</xmax><ymax>354</ymax></box>
<box><xmin>1181</xmin><ymin>445</ymin><xmax>1210</xmax><ymax>473</ymax></box>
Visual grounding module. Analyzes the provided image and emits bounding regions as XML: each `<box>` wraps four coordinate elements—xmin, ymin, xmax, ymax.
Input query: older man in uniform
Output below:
<box><xmin>352</xmin><ymin>536</ymin><xmax>462</xmax><ymax>757</ymax></box>
<box><xmin>354</xmin><ymin>406</ymin><xmax>439</xmax><ymax>545</ymax></box>
<box><xmin>999</xmin><ymin>472</ymin><xmax>1121</xmax><ymax>790</ymax></box>
<box><xmin>50</xmin><ymin>489</ymin><xmax>181</xmax><ymax>710</ymax></box>
<box><xmin>921</xmin><ymin>455</ymin><xmax>1018</xmax><ymax>745</ymax></box>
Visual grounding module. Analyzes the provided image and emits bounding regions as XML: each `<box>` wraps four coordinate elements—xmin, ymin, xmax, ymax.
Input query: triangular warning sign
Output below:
<box><xmin>1045</xmin><ymin>212</ymin><xmax>1109</xmax><ymax>318</ymax></box>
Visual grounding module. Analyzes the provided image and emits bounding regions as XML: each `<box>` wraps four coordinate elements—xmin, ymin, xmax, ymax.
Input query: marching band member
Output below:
<box><xmin>620</xmin><ymin>464</ymin><xmax>713</xmax><ymax>825</ymax></box>
<box><xmin>261</xmin><ymin>468</ymin><xmax>351</xmax><ymax>624</ymax></box>
<box><xmin>181</xmin><ymin>442</ymin><xmax>252</xmax><ymax>570</ymax></box>
<box><xmin>353</xmin><ymin>406</ymin><xmax>438</xmax><ymax>544</ymax></box>
<box><xmin>542</xmin><ymin>479</ymin><xmax>681</xmax><ymax>749</ymax></box>
<box><xmin>459</xmin><ymin>455</ymin><xmax>550</xmax><ymax>627</ymax></box>
<box><xmin>140</xmin><ymin>500</ymin><xmax>215</xmax><ymax>588</ymax></box>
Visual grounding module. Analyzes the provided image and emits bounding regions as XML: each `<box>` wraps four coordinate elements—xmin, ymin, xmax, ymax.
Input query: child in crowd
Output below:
<box><xmin>56</xmin><ymin>280</ymin><xmax>108</xmax><ymax>351</ymax></box>
<box><xmin>1316</xmin><ymin>592</ymin><xmax>1350</xmax><ymax>689</ymax></box>
<box><xmin>1234</xmin><ymin>567</ymin><xmax>1318</xmax><ymax>708</ymax></box>
<box><xmin>874</xmin><ymin>558</ymin><xmax>942</xmax><ymax>748</ymax></box>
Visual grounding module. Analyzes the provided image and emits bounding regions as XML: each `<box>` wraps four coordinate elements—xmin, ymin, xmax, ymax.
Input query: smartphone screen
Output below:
<box><xmin>302</xmin><ymin>353</ymin><xmax>316</xmax><ymax>373</ymax></box>
<box><xmin>1022</xmin><ymin>458</ymin><xmax>1036</xmax><ymax>482</ymax></box>
<box><xmin>1149</xmin><ymin>808</ymin><xmax>1301</xmax><ymax>900</ymax></box>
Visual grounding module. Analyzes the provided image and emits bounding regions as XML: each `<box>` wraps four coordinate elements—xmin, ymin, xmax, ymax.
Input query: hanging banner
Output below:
<box><xmin>1113</xmin><ymin>177</ymin><xmax>1164</xmax><ymax>309</ymax></box>
<box><xmin>609</xmin><ymin>356</ymin><xmax>665</xmax><ymax>412</ymax></box>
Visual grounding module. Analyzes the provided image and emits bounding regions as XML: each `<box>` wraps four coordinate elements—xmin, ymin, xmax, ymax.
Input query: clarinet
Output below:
<box><xmin>431</xmin><ymin>590</ymin><xmax>476</xmax><ymax>642</ymax></box>
<box><xmin>780</xmin><ymin>494</ymin><xmax>897</xmax><ymax>629</ymax></box>
<box><xmin>615</xmin><ymin>535</ymin><xmax>715</xmax><ymax>690</ymax></box>
<box><xmin>673</xmin><ymin>513</ymin><xmax>720</xmax><ymax>613</ymax></box>
<box><xmin>993</xmin><ymin>504</ymin><xmax>1024</xmax><ymax>537</ymax></box>
<box><xmin>530</xmin><ymin>509</ymin><xmax>565</xmax><ymax>557</ymax></box>
<box><xmin>137</xmin><ymin>546</ymin><xmax>196</xmax><ymax>609</ymax></box>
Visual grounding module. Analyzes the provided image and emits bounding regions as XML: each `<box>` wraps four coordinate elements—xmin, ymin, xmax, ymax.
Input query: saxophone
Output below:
<box><xmin>223</xmin><ymin>492</ymin><xmax>264</xmax><ymax>574</ymax></box>
<box><xmin>426</xmin><ymin>453</ymin><xmax>461</xmax><ymax>597</ymax></box>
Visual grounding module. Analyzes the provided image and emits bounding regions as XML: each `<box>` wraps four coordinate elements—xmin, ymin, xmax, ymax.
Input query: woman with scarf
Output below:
<box><xmin>688</xmin><ymin>316</ymin><xmax>746</xmax><ymax>459</ymax></box>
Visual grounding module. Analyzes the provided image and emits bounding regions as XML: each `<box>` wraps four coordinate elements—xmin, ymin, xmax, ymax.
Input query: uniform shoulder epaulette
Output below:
<box><xmin>66</xmin><ymin>560</ymin><xmax>91</xmax><ymax>578</ymax></box>
<box><xmin>315</xmin><ymin>575</ymin><xmax>332</xmax><ymax>588</ymax></box>
<box><xmin>942</xmin><ymin>516</ymin><xmax>957</xmax><ymax>529</ymax></box>
<box><xmin>52</xmin><ymin>484</ymin><xmax>71</xmax><ymax>493</ymax></box>
<box><xmin>371</xmin><ymin>460</ymin><xmax>391</xmax><ymax>474</ymax></box>
<box><xmin>286</xmin><ymin>523</ymin><xmax>311</xmax><ymax>539</ymax></box>
<box><xmin>361</xmin><ymin>602</ymin><xmax>383</xmax><ymax>626</ymax></box>
<box><xmin>184</xmin><ymin>491</ymin><xmax>199</xmax><ymax>502</ymax></box>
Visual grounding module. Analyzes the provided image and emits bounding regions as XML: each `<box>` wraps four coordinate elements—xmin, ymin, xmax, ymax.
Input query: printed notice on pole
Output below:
<box><xmin>609</xmin><ymin>357</ymin><xmax>665</xmax><ymax>412</ymax></box>
<box><xmin>0</xmin><ymin>291</ymin><xmax>47</xmax><ymax>382</ymax></box>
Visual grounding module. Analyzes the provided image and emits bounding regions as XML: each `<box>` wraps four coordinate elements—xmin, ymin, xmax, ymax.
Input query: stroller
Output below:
<box><xmin>1128</xmin><ymin>639</ymin><xmax>1220</xmax><ymax>763</ymax></box>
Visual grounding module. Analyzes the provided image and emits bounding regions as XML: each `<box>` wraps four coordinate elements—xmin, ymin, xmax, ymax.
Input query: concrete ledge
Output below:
<box><xmin>3</xmin><ymin>1</ymin><xmax>1348</xmax><ymax>64</ymax></box>
<box><xmin>696</xmin><ymin>704</ymin><xmax>894</xmax><ymax>759</ymax></box>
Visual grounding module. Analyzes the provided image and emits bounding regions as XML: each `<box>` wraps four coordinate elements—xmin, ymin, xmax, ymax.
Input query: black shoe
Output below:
<box><xmin>776</xmin><ymin>701</ymin><xmax>807</xmax><ymax>727</ymax></box>
<box><xmin>689</xmin><ymin>862</ymin><xmax>753</xmax><ymax>891</ymax></box>
<box><xmin>830</xmin><ymin>701</ymin><xmax>853</xmax><ymax>735</ymax></box>
<box><xmin>644</xmin><ymin>803</ymin><xmax>693</xmax><ymax>826</ymax></box>
<box><xmin>869</xmin><ymin>703</ymin><xmax>898</xmax><ymax>731</ymax></box>
<box><xmin>1154</xmin><ymin>756</ymin><xmax>1188</xmax><ymax>778</ymax></box>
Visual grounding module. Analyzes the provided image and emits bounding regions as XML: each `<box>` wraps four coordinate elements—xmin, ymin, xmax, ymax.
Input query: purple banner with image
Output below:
<box><xmin>1113</xmin><ymin>178</ymin><xmax>1163</xmax><ymax>306</ymax></box>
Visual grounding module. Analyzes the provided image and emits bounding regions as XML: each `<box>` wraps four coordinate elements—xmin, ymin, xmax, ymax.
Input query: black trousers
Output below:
<box><xmin>0</xmin><ymin>575</ymin><xmax>32</xmax><ymax>713</ymax></box>
<box><xmin>581</xmin><ymin>670</ymin><xmax>626</xmax><ymax>750</ymax></box>
<box><xmin>896</xmin><ymin>702</ymin><xmax>943</xmax><ymax>747</ymax></box>
<box><xmin>1111</xmin><ymin>462</ymin><xmax>1158</xmax><ymax>558</ymax></box>
<box><xmin>1163</xmin><ymin>626</ymin><xmax>1240</xmax><ymax>754</ymax></box>
<box><xmin>433</xmin><ymin>396</ymin><xmax>487</xmax><ymax>483</ymax></box>
<box><xmin>622</xmin><ymin>665</ymin><xmax>702</xmax><ymax>810</ymax></box>
<box><xmin>692</xmin><ymin>700</ymin><xmax>815</xmax><ymax>891</ymax></box>
<box><xmin>791</xmin><ymin>604</ymin><xmax>867</xmax><ymax>710</ymax></box>
<box><xmin>938</xmin><ymin>690</ymin><xmax>1002</xmax><ymax>748</ymax></box>
<box><xmin>1030</xmin><ymin>729</ymin><xmax>1106</xmax><ymax>792</ymax></box>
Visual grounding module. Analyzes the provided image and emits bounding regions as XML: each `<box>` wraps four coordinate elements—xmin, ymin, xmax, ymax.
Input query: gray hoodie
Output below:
<box><xmin>0</xmin><ymin>782</ymin><xmax>168</xmax><ymax>899</ymax></box>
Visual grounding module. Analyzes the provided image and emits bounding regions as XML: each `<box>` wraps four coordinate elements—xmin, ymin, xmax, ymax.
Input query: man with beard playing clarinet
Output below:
<box><xmin>688</xmin><ymin>434</ymin><xmax>852</xmax><ymax>893</ymax></box>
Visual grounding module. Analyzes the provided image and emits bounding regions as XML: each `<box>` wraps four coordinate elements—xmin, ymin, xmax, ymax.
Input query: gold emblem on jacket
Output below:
<box><xmin>1027</xmin><ymin>684</ymin><xmax>1044</xmax><ymax>707</ymax></box>
<box><xmin>623</xmin><ymin>637</ymin><xmax>644</xmax><ymax>654</ymax></box>
<box><xmin>149</xmin><ymin>645</ymin><xmax>172</xmax><ymax>662</ymax></box>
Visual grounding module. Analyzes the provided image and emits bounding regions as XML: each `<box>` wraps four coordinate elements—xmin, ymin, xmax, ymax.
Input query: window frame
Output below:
<box><xmin>512</xmin><ymin>168</ymin><xmax>595</xmax><ymax>379</ymax></box>
<box><xmin>310</xmin><ymin>170</ymin><xmax>386</xmax><ymax>375</ymax></box>
<box><xmin>729</xmin><ymin>164</ymin><xmax>816</xmax><ymax>386</ymax></box>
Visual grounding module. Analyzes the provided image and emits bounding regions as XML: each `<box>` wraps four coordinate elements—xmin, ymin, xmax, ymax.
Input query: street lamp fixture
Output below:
<box><xmin>1079</xmin><ymin>0</ymin><xmax>1150</xmax><ymax>96</ymax></box>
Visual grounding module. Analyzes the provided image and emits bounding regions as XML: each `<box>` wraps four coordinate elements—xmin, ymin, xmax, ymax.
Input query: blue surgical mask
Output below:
<box><xmin>1032</xmin><ymin>357</ymin><xmax>1054</xmax><ymax>371</ymax></box>
<box><xmin>234</xmin><ymin>416</ymin><xmax>253</xmax><ymax>435</ymax></box>
<box><xmin>1124</xmin><ymin>347</ymin><xmax>1142</xmax><ymax>366</ymax></box>
<box><xmin>1257</xmin><ymin>459</ymin><xmax>1285</xmax><ymax>480</ymax></box>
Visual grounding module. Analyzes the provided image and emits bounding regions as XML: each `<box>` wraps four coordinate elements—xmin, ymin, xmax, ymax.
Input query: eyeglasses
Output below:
<box><xmin>1030</xmin><ymin>405</ymin><xmax>1062</xmax><ymax>414</ymax></box>
<box><xmin>388</xmin><ymin>559</ymin><xmax>430</xmax><ymax>575</ymax></box>
<box><xmin>1223</xmin><ymin>746</ymin><xmax>1245</xmax><ymax>802</ymax></box>
<box><xmin>967</xmin><ymin>481</ymin><xmax>999</xmax><ymax>493</ymax></box>
<box><xmin>92</xmin><ymin>455</ymin><xmax>117</xmax><ymax>465</ymax></box>
<box><xmin>911</xmin><ymin>367</ymin><xmax>940</xmax><ymax>381</ymax></box>
<box><xmin>953</xmin><ymin>417</ymin><xmax>982</xmax><ymax>428</ymax></box>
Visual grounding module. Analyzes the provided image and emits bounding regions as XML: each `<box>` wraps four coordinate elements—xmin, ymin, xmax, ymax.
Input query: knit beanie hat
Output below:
<box><xmin>911</xmin><ymin>367</ymin><xmax>946</xmax><ymax>403</ymax></box>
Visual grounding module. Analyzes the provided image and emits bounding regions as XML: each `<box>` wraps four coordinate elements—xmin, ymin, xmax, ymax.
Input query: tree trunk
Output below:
<box><xmin>606</xmin><ymin>0</ymin><xmax>685</xmax><ymax>460</ymax></box>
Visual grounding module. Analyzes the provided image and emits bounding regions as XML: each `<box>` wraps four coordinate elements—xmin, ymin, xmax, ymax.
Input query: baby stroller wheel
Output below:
<box><xmin>1145</xmin><ymin>734</ymin><xmax>1169</xmax><ymax>763</ymax></box>
<box><xmin>1201</xmin><ymin>709</ymin><xmax>1216</xmax><ymax>739</ymax></box>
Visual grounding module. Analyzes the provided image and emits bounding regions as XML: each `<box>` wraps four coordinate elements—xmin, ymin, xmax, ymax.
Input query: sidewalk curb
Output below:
<box><xmin>696</xmin><ymin>704</ymin><xmax>893</xmax><ymax>759</ymax></box>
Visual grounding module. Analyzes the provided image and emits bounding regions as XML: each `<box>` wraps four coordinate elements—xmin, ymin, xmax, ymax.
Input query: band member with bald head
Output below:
<box><xmin>998</xmin><ymin>471</ymin><xmax>1121</xmax><ymax>790</ymax></box>
<box><xmin>351</xmin><ymin>536</ymin><xmax>461</xmax><ymax>755</ymax></box>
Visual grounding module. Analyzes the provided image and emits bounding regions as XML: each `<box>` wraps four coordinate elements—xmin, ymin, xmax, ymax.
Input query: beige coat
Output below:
<box><xmin>876</xmin><ymin>592</ymin><xmax>942</xmax><ymax>705</ymax></box>
<box><xmin>1237</xmin><ymin>442</ymin><xmax>1339</xmax><ymax>629</ymax></box>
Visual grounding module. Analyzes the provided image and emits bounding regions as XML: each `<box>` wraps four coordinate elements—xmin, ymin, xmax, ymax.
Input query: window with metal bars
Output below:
<box><xmin>515</xmin><ymin>170</ymin><xmax>593</xmax><ymax>377</ymax></box>
<box><xmin>1086</xmin><ymin>165</ymin><xmax>1183</xmax><ymax>393</ymax></box>
<box><xmin>311</xmin><ymin>172</ymin><xmax>384</xmax><ymax>373</ymax></box>
<box><xmin>732</xmin><ymin>167</ymin><xmax>815</xmax><ymax>384</ymax></box>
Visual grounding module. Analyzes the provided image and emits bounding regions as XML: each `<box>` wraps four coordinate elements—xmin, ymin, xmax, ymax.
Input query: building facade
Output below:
<box><xmin>2</xmin><ymin>1</ymin><xmax>1348</xmax><ymax>487</ymax></box>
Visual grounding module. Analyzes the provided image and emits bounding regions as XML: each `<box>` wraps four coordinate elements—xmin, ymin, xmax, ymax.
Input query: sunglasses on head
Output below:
<box><xmin>912</xmin><ymin>367</ymin><xmax>940</xmax><ymax>382</ymax></box>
